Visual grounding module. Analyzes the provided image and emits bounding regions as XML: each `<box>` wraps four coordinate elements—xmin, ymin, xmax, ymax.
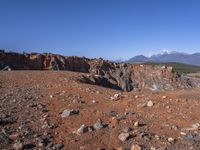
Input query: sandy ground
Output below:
<box><xmin>0</xmin><ymin>71</ymin><xmax>200</xmax><ymax>150</ymax></box>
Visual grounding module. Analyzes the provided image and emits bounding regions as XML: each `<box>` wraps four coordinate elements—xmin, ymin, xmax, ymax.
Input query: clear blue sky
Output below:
<box><xmin>0</xmin><ymin>0</ymin><xmax>200</xmax><ymax>60</ymax></box>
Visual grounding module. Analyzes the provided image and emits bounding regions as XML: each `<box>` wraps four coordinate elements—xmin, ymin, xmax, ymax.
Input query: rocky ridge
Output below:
<box><xmin>1</xmin><ymin>50</ymin><xmax>199</xmax><ymax>91</ymax></box>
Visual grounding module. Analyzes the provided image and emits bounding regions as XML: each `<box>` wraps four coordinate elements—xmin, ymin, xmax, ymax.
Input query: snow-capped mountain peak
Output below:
<box><xmin>127</xmin><ymin>51</ymin><xmax>200</xmax><ymax>66</ymax></box>
<box><xmin>160</xmin><ymin>49</ymin><xmax>172</xmax><ymax>55</ymax></box>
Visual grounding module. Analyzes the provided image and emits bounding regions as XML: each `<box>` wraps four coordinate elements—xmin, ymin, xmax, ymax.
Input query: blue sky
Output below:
<box><xmin>0</xmin><ymin>0</ymin><xmax>200</xmax><ymax>60</ymax></box>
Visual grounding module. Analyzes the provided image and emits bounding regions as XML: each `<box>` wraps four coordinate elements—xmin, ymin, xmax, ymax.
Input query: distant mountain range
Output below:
<box><xmin>126</xmin><ymin>51</ymin><xmax>200</xmax><ymax>66</ymax></box>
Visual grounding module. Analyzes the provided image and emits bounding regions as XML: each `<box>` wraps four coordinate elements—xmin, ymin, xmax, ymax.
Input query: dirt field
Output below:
<box><xmin>0</xmin><ymin>71</ymin><xmax>200</xmax><ymax>150</ymax></box>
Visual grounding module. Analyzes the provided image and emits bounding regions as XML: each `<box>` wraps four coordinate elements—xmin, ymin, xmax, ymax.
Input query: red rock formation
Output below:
<box><xmin>0</xmin><ymin>50</ymin><xmax>198</xmax><ymax>91</ymax></box>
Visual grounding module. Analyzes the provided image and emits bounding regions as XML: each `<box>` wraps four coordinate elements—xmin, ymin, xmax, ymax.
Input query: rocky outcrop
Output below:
<box><xmin>0</xmin><ymin>51</ymin><xmax>90</xmax><ymax>72</ymax></box>
<box><xmin>0</xmin><ymin>50</ymin><xmax>199</xmax><ymax>91</ymax></box>
<box><xmin>80</xmin><ymin>62</ymin><xmax>196</xmax><ymax>91</ymax></box>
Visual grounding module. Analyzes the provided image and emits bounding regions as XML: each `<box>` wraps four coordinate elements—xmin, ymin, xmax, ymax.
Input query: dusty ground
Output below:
<box><xmin>0</xmin><ymin>71</ymin><xmax>200</xmax><ymax>150</ymax></box>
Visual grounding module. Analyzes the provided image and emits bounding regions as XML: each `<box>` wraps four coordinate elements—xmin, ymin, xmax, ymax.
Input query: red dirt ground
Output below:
<box><xmin>0</xmin><ymin>71</ymin><xmax>200</xmax><ymax>150</ymax></box>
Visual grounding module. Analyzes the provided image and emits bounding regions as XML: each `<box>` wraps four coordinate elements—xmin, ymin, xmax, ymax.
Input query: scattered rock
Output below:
<box><xmin>123</xmin><ymin>127</ymin><xmax>132</xmax><ymax>132</ymax></box>
<box><xmin>184</xmin><ymin>123</ymin><xmax>200</xmax><ymax>131</ymax></box>
<box><xmin>111</xmin><ymin>93</ymin><xmax>121</xmax><ymax>101</ymax></box>
<box><xmin>92</xmin><ymin>100</ymin><xmax>97</xmax><ymax>103</ymax></box>
<box><xmin>77</xmin><ymin>125</ymin><xmax>88</xmax><ymax>135</ymax></box>
<box><xmin>166</xmin><ymin>106</ymin><xmax>170</xmax><ymax>109</ymax></box>
<box><xmin>9</xmin><ymin>133</ymin><xmax>19</xmax><ymax>140</ymax></box>
<box><xmin>96</xmin><ymin>148</ymin><xmax>105</xmax><ymax>150</ymax></box>
<box><xmin>13</xmin><ymin>141</ymin><xmax>23</xmax><ymax>150</ymax></box>
<box><xmin>1</xmin><ymin>52</ymin><xmax>200</xmax><ymax>149</ymax></box>
<box><xmin>185</xmin><ymin>133</ymin><xmax>196</xmax><ymax>141</ymax></box>
<box><xmin>118</xmin><ymin>132</ymin><xmax>130</xmax><ymax>142</ymax></box>
<box><xmin>0</xmin><ymin>132</ymin><xmax>11</xmax><ymax>145</ymax></box>
<box><xmin>110</xmin><ymin>117</ymin><xmax>119</xmax><ymax>126</ymax></box>
<box><xmin>192</xmin><ymin>123</ymin><xmax>200</xmax><ymax>130</ymax></box>
<box><xmin>52</xmin><ymin>143</ymin><xmax>64</xmax><ymax>150</ymax></box>
<box><xmin>134</xmin><ymin>120</ymin><xmax>146</xmax><ymax>128</ymax></box>
<box><xmin>37</xmin><ymin>136</ymin><xmax>51</xmax><ymax>147</ymax></box>
<box><xmin>131</xmin><ymin>144</ymin><xmax>142</xmax><ymax>150</ymax></box>
<box><xmin>1</xmin><ymin>66</ymin><xmax>12</xmax><ymax>71</ymax></box>
<box><xmin>168</xmin><ymin>137</ymin><xmax>174</xmax><ymax>142</ymax></box>
<box><xmin>38</xmin><ymin>142</ymin><xmax>44</xmax><ymax>148</ymax></box>
<box><xmin>155</xmin><ymin>135</ymin><xmax>160</xmax><ymax>140</ymax></box>
<box><xmin>61</xmin><ymin>109</ymin><xmax>79</xmax><ymax>118</ymax></box>
<box><xmin>134</xmin><ymin>121</ymin><xmax>139</xmax><ymax>127</ymax></box>
<box><xmin>96</xmin><ymin>90</ymin><xmax>100</xmax><ymax>94</ymax></box>
<box><xmin>180</xmin><ymin>132</ymin><xmax>186</xmax><ymax>136</ymax></box>
<box><xmin>147</xmin><ymin>100</ymin><xmax>154</xmax><ymax>107</ymax></box>
<box><xmin>104</xmin><ymin>110</ymin><xmax>117</xmax><ymax>117</ymax></box>
<box><xmin>117</xmin><ymin>147</ymin><xmax>124</xmax><ymax>150</ymax></box>
<box><xmin>93</xmin><ymin>119</ymin><xmax>104</xmax><ymax>130</ymax></box>
<box><xmin>88</xmin><ymin>126</ymin><xmax>94</xmax><ymax>132</ymax></box>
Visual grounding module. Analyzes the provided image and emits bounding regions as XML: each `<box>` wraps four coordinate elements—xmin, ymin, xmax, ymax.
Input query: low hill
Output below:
<box><xmin>127</xmin><ymin>52</ymin><xmax>200</xmax><ymax>66</ymax></box>
<box><xmin>144</xmin><ymin>62</ymin><xmax>200</xmax><ymax>74</ymax></box>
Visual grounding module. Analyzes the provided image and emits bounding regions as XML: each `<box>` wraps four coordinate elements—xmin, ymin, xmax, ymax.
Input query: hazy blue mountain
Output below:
<box><xmin>127</xmin><ymin>52</ymin><xmax>200</xmax><ymax>66</ymax></box>
<box><xmin>126</xmin><ymin>55</ymin><xmax>149</xmax><ymax>63</ymax></box>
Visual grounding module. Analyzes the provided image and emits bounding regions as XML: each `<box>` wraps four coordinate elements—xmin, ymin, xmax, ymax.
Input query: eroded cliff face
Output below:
<box><xmin>0</xmin><ymin>51</ymin><xmax>90</xmax><ymax>72</ymax></box>
<box><xmin>80</xmin><ymin>61</ymin><xmax>188</xmax><ymax>91</ymax></box>
<box><xmin>0</xmin><ymin>50</ymin><xmax>198</xmax><ymax>91</ymax></box>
